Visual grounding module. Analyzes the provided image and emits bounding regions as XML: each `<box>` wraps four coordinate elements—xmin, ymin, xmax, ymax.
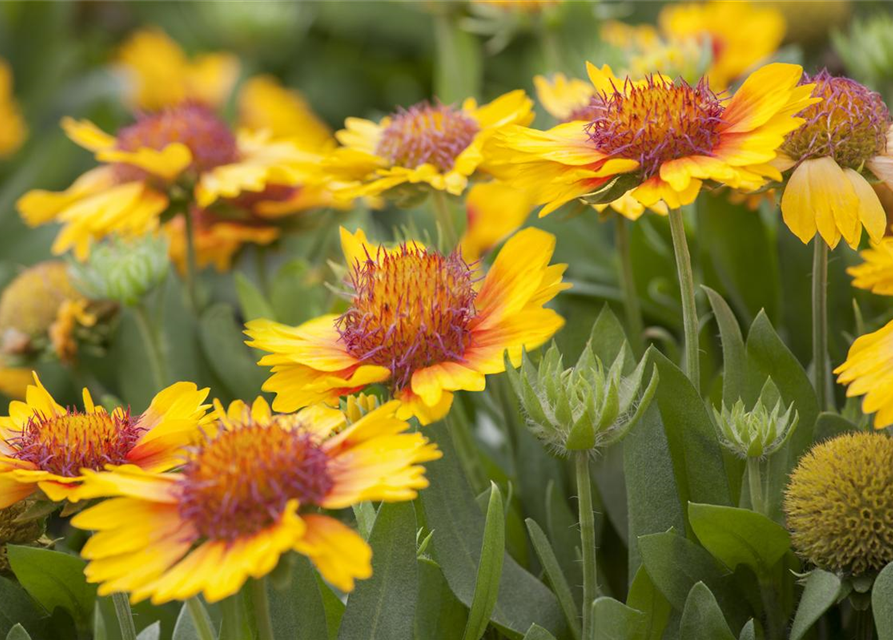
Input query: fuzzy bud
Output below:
<box><xmin>713</xmin><ymin>388</ymin><xmax>799</xmax><ymax>459</ymax></box>
<box><xmin>70</xmin><ymin>235</ymin><xmax>169</xmax><ymax>306</ymax></box>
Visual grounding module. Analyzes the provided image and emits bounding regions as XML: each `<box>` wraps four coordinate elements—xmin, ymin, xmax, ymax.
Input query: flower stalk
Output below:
<box><xmin>251</xmin><ymin>577</ymin><xmax>276</xmax><ymax>640</ymax></box>
<box><xmin>615</xmin><ymin>216</ymin><xmax>645</xmax><ymax>357</ymax></box>
<box><xmin>183</xmin><ymin>209</ymin><xmax>201</xmax><ymax>313</ymax></box>
<box><xmin>133</xmin><ymin>302</ymin><xmax>168</xmax><ymax>390</ymax></box>
<box><xmin>668</xmin><ymin>206</ymin><xmax>700</xmax><ymax>389</ymax></box>
<box><xmin>111</xmin><ymin>592</ymin><xmax>137</xmax><ymax>640</ymax></box>
<box><xmin>432</xmin><ymin>190</ymin><xmax>458</xmax><ymax>251</ymax></box>
<box><xmin>576</xmin><ymin>453</ymin><xmax>597</xmax><ymax>639</ymax></box>
<box><xmin>812</xmin><ymin>239</ymin><xmax>830</xmax><ymax>411</ymax></box>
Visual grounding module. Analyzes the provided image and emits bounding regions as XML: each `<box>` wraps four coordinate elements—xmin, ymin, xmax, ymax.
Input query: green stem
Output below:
<box><xmin>615</xmin><ymin>216</ymin><xmax>645</xmax><ymax>357</ymax></box>
<box><xmin>576</xmin><ymin>453</ymin><xmax>597</xmax><ymax>640</ymax></box>
<box><xmin>853</xmin><ymin>606</ymin><xmax>876</xmax><ymax>640</ymax></box>
<box><xmin>668</xmin><ymin>207</ymin><xmax>700</xmax><ymax>390</ymax></box>
<box><xmin>256</xmin><ymin>246</ymin><xmax>270</xmax><ymax>298</ymax></box>
<box><xmin>183</xmin><ymin>210</ymin><xmax>200</xmax><ymax>313</ymax></box>
<box><xmin>133</xmin><ymin>303</ymin><xmax>168</xmax><ymax>389</ymax></box>
<box><xmin>432</xmin><ymin>190</ymin><xmax>458</xmax><ymax>251</ymax></box>
<box><xmin>746</xmin><ymin>457</ymin><xmax>765</xmax><ymax>517</ymax></box>
<box><xmin>111</xmin><ymin>592</ymin><xmax>137</xmax><ymax>640</ymax></box>
<box><xmin>251</xmin><ymin>577</ymin><xmax>275</xmax><ymax>640</ymax></box>
<box><xmin>186</xmin><ymin>597</ymin><xmax>216</xmax><ymax>640</ymax></box>
<box><xmin>812</xmin><ymin>240</ymin><xmax>830</xmax><ymax>412</ymax></box>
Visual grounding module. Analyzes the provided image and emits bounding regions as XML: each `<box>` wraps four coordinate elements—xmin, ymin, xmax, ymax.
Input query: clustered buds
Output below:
<box><xmin>70</xmin><ymin>235</ymin><xmax>169</xmax><ymax>306</ymax></box>
<box><xmin>506</xmin><ymin>340</ymin><xmax>658</xmax><ymax>455</ymax></box>
<box><xmin>713</xmin><ymin>391</ymin><xmax>799</xmax><ymax>459</ymax></box>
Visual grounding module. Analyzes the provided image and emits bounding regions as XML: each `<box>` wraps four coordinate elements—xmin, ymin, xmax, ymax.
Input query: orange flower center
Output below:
<box><xmin>376</xmin><ymin>102</ymin><xmax>480</xmax><ymax>172</ymax></box>
<box><xmin>782</xmin><ymin>71</ymin><xmax>890</xmax><ymax>170</ymax></box>
<box><xmin>337</xmin><ymin>244</ymin><xmax>477</xmax><ymax>390</ymax></box>
<box><xmin>114</xmin><ymin>103</ymin><xmax>238</xmax><ymax>182</ymax></box>
<box><xmin>176</xmin><ymin>419</ymin><xmax>333</xmax><ymax>541</ymax></box>
<box><xmin>6</xmin><ymin>410</ymin><xmax>143</xmax><ymax>478</ymax></box>
<box><xmin>586</xmin><ymin>75</ymin><xmax>724</xmax><ymax>177</ymax></box>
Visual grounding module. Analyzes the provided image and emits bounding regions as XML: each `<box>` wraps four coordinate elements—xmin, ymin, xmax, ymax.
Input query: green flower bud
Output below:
<box><xmin>70</xmin><ymin>235</ymin><xmax>169</xmax><ymax>306</ymax></box>
<box><xmin>505</xmin><ymin>339</ymin><xmax>658</xmax><ymax>456</ymax></box>
<box><xmin>712</xmin><ymin>381</ymin><xmax>798</xmax><ymax>459</ymax></box>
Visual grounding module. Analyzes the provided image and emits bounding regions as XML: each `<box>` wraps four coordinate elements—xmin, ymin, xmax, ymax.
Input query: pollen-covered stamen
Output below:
<box><xmin>114</xmin><ymin>103</ymin><xmax>239</xmax><ymax>182</ymax></box>
<box><xmin>586</xmin><ymin>75</ymin><xmax>725</xmax><ymax>177</ymax></box>
<box><xmin>782</xmin><ymin>70</ymin><xmax>890</xmax><ymax>169</ymax></box>
<box><xmin>176</xmin><ymin>419</ymin><xmax>333</xmax><ymax>541</ymax></box>
<box><xmin>376</xmin><ymin>102</ymin><xmax>480</xmax><ymax>172</ymax></box>
<box><xmin>6</xmin><ymin>410</ymin><xmax>144</xmax><ymax>478</ymax></box>
<box><xmin>337</xmin><ymin>245</ymin><xmax>477</xmax><ymax>390</ymax></box>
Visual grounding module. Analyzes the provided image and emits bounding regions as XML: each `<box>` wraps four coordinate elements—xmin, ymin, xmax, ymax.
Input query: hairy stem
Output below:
<box><xmin>111</xmin><ymin>593</ymin><xmax>137</xmax><ymax>640</ymax></box>
<box><xmin>812</xmin><ymin>239</ymin><xmax>830</xmax><ymax>411</ymax></box>
<box><xmin>615</xmin><ymin>216</ymin><xmax>645</xmax><ymax>356</ymax></box>
<box><xmin>668</xmin><ymin>207</ymin><xmax>700</xmax><ymax>389</ymax></box>
<box><xmin>432</xmin><ymin>190</ymin><xmax>458</xmax><ymax>251</ymax></box>
<box><xmin>576</xmin><ymin>453</ymin><xmax>597</xmax><ymax>639</ymax></box>
<box><xmin>183</xmin><ymin>209</ymin><xmax>200</xmax><ymax>313</ymax></box>
<box><xmin>747</xmin><ymin>457</ymin><xmax>765</xmax><ymax>516</ymax></box>
<box><xmin>133</xmin><ymin>302</ymin><xmax>168</xmax><ymax>389</ymax></box>
<box><xmin>251</xmin><ymin>577</ymin><xmax>275</xmax><ymax>640</ymax></box>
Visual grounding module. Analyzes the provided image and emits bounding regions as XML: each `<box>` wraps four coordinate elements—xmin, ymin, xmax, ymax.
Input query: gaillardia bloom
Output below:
<box><xmin>71</xmin><ymin>397</ymin><xmax>439</xmax><ymax>603</ymax></box>
<box><xmin>246</xmin><ymin>226</ymin><xmax>568</xmax><ymax>424</ymax></box>
<box><xmin>323</xmin><ymin>91</ymin><xmax>534</xmax><ymax>199</ymax></box>
<box><xmin>784</xmin><ymin>432</ymin><xmax>893</xmax><ymax>576</ymax></box>
<box><xmin>490</xmin><ymin>63</ymin><xmax>816</xmax><ymax>215</ymax></box>
<box><xmin>835</xmin><ymin>320</ymin><xmax>893</xmax><ymax>428</ymax></box>
<box><xmin>0</xmin><ymin>374</ymin><xmax>209</xmax><ymax>508</ymax></box>
<box><xmin>16</xmin><ymin>105</ymin><xmax>315</xmax><ymax>259</ymax></box>
<box><xmin>116</xmin><ymin>28</ymin><xmax>240</xmax><ymax>112</ymax></box>
<box><xmin>778</xmin><ymin>71</ymin><xmax>893</xmax><ymax>249</ymax></box>
<box><xmin>847</xmin><ymin>238</ymin><xmax>893</xmax><ymax>296</ymax></box>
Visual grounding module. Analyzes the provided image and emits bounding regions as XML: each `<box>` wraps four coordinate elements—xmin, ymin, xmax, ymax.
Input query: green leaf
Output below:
<box><xmin>135</xmin><ymin>622</ymin><xmax>160</xmax><ymax>640</ymax></box>
<box><xmin>338</xmin><ymin>501</ymin><xmax>419</xmax><ymax>640</ymax></box>
<box><xmin>688</xmin><ymin>503</ymin><xmax>791</xmax><ymax>576</ymax></box>
<box><xmin>7</xmin><ymin>546</ymin><xmax>96</xmax><ymax>628</ymax></box>
<box><xmin>738</xmin><ymin>620</ymin><xmax>755</xmax><ymax>640</ymax></box>
<box><xmin>626</xmin><ymin>566</ymin><xmax>671</xmax><ymax>640</ymax></box>
<box><xmin>789</xmin><ymin>570</ymin><xmax>844</xmax><ymax>640</ymax></box>
<box><xmin>463</xmin><ymin>483</ymin><xmax>506</xmax><ymax>640</ymax></box>
<box><xmin>873</xmin><ymin>562</ymin><xmax>893</xmax><ymax>639</ymax></box>
<box><xmin>545</xmin><ymin>481</ymin><xmax>584</xmax><ymax>609</ymax></box>
<box><xmin>218</xmin><ymin>594</ymin><xmax>251</xmax><ymax>640</ymax></box>
<box><xmin>678</xmin><ymin>583</ymin><xmax>735</xmax><ymax>640</ymax></box>
<box><xmin>199</xmin><ymin>303</ymin><xmax>268</xmax><ymax>399</ymax></box>
<box><xmin>420</xmin><ymin>424</ymin><xmax>566</xmax><ymax>639</ymax></box>
<box><xmin>235</xmin><ymin>272</ymin><xmax>276</xmax><ymax>321</ymax></box>
<box><xmin>649</xmin><ymin>350</ymin><xmax>733</xmax><ymax>531</ymax></box>
<box><xmin>525</xmin><ymin>519</ymin><xmax>581</xmax><ymax>640</ymax></box>
<box><xmin>415</xmin><ymin>559</ymin><xmax>468</xmax><ymax>640</ymax></box>
<box><xmin>814</xmin><ymin>411</ymin><xmax>858</xmax><ymax>442</ymax></box>
<box><xmin>172</xmin><ymin>600</ymin><xmax>213</xmax><ymax>640</ymax></box>
<box><xmin>5</xmin><ymin>625</ymin><xmax>31</xmax><ymax>640</ymax></box>
<box><xmin>317</xmin><ymin>574</ymin><xmax>345</xmax><ymax>640</ymax></box>
<box><xmin>270</xmin><ymin>555</ymin><xmax>329</xmax><ymax>640</ymax></box>
<box><xmin>589</xmin><ymin>305</ymin><xmax>635</xmax><ymax>372</ymax></box>
<box><xmin>591</xmin><ymin>597</ymin><xmax>645</xmax><ymax>640</ymax></box>
<box><xmin>703</xmin><ymin>287</ymin><xmax>747</xmax><ymax>406</ymax></box>
<box><xmin>270</xmin><ymin>259</ymin><xmax>327</xmax><ymax>326</ymax></box>
<box><xmin>521</xmin><ymin>624</ymin><xmax>557</xmax><ymax>640</ymax></box>
<box><xmin>0</xmin><ymin>577</ymin><xmax>45</xmax><ymax>639</ymax></box>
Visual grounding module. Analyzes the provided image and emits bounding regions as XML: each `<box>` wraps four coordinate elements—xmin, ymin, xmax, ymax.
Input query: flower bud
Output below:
<box><xmin>70</xmin><ymin>235</ymin><xmax>169</xmax><ymax>306</ymax></box>
<box><xmin>712</xmin><ymin>382</ymin><xmax>798</xmax><ymax>459</ymax></box>
<box><xmin>505</xmin><ymin>339</ymin><xmax>658</xmax><ymax>455</ymax></box>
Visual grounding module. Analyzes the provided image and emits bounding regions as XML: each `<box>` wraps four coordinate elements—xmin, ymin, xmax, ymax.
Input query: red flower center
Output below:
<box><xmin>586</xmin><ymin>75</ymin><xmax>725</xmax><ymax>177</ymax></box>
<box><xmin>176</xmin><ymin>419</ymin><xmax>333</xmax><ymax>541</ymax></box>
<box><xmin>114</xmin><ymin>103</ymin><xmax>238</xmax><ymax>182</ymax></box>
<box><xmin>376</xmin><ymin>102</ymin><xmax>480</xmax><ymax>172</ymax></box>
<box><xmin>337</xmin><ymin>244</ymin><xmax>477</xmax><ymax>390</ymax></box>
<box><xmin>6</xmin><ymin>410</ymin><xmax>144</xmax><ymax>477</ymax></box>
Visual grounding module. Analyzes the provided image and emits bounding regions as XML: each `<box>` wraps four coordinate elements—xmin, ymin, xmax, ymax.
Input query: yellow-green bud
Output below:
<box><xmin>71</xmin><ymin>235</ymin><xmax>169</xmax><ymax>306</ymax></box>
<box><xmin>713</xmin><ymin>394</ymin><xmax>798</xmax><ymax>459</ymax></box>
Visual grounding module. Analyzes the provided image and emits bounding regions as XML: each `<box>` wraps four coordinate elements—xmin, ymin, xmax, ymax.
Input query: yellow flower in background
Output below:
<box><xmin>0</xmin><ymin>362</ymin><xmax>30</xmax><ymax>400</ymax></box>
<box><xmin>246</xmin><ymin>226</ymin><xmax>568</xmax><ymax>425</ymax></box>
<box><xmin>459</xmin><ymin>181</ymin><xmax>534</xmax><ymax>261</ymax></box>
<box><xmin>778</xmin><ymin>71</ymin><xmax>892</xmax><ymax>250</ymax></box>
<box><xmin>600</xmin><ymin>20</ymin><xmax>704</xmax><ymax>85</ymax></box>
<box><xmin>658</xmin><ymin>1</ymin><xmax>786</xmax><ymax>90</ymax></box>
<box><xmin>0</xmin><ymin>374</ymin><xmax>209</xmax><ymax>508</ymax></box>
<box><xmin>117</xmin><ymin>28</ymin><xmax>240</xmax><ymax>111</ymax></box>
<box><xmin>323</xmin><ymin>91</ymin><xmax>534</xmax><ymax>199</ymax></box>
<box><xmin>836</xmin><ymin>321</ymin><xmax>893</xmax><ymax>428</ymax></box>
<box><xmin>471</xmin><ymin>0</ymin><xmax>561</xmax><ymax>13</ymax></box>
<box><xmin>0</xmin><ymin>60</ymin><xmax>26</xmax><ymax>158</ymax></box>
<box><xmin>848</xmin><ymin>239</ymin><xmax>893</xmax><ymax>295</ymax></box>
<box><xmin>16</xmin><ymin>105</ymin><xmax>317</xmax><ymax>260</ymax></box>
<box><xmin>491</xmin><ymin>63</ymin><xmax>815</xmax><ymax>216</ymax></box>
<box><xmin>72</xmin><ymin>397</ymin><xmax>439</xmax><ymax>603</ymax></box>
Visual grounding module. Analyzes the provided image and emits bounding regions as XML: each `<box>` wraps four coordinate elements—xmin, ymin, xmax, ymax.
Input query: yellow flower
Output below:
<box><xmin>323</xmin><ymin>91</ymin><xmax>534</xmax><ymax>199</ymax></box>
<box><xmin>778</xmin><ymin>71</ymin><xmax>893</xmax><ymax>249</ymax></box>
<box><xmin>49</xmin><ymin>299</ymin><xmax>96</xmax><ymax>364</ymax></box>
<box><xmin>71</xmin><ymin>397</ymin><xmax>440</xmax><ymax>603</ymax></box>
<box><xmin>117</xmin><ymin>28</ymin><xmax>240</xmax><ymax>111</ymax></box>
<box><xmin>0</xmin><ymin>374</ymin><xmax>209</xmax><ymax>508</ymax></box>
<box><xmin>471</xmin><ymin>0</ymin><xmax>561</xmax><ymax>13</ymax></box>
<box><xmin>658</xmin><ymin>1</ymin><xmax>786</xmax><ymax>90</ymax></box>
<box><xmin>16</xmin><ymin>106</ymin><xmax>316</xmax><ymax>260</ymax></box>
<box><xmin>847</xmin><ymin>238</ymin><xmax>893</xmax><ymax>295</ymax></box>
<box><xmin>490</xmin><ymin>63</ymin><xmax>815</xmax><ymax>216</ymax></box>
<box><xmin>835</xmin><ymin>320</ymin><xmax>893</xmax><ymax>428</ymax></box>
<box><xmin>600</xmin><ymin>20</ymin><xmax>704</xmax><ymax>85</ymax></box>
<box><xmin>246</xmin><ymin>226</ymin><xmax>569</xmax><ymax>425</ymax></box>
<box><xmin>459</xmin><ymin>181</ymin><xmax>534</xmax><ymax>261</ymax></box>
<box><xmin>0</xmin><ymin>59</ymin><xmax>26</xmax><ymax>158</ymax></box>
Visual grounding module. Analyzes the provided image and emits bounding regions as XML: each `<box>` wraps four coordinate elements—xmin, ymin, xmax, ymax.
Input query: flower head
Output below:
<box><xmin>324</xmin><ymin>91</ymin><xmax>533</xmax><ymax>200</ymax></box>
<box><xmin>246</xmin><ymin>226</ymin><xmax>569</xmax><ymax>424</ymax></box>
<box><xmin>489</xmin><ymin>63</ymin><xmax>816</xmax><ymax>215</ymax></box>
<box><xmin>0</xmin><ymin>374</ymin><xmax>209</xmax><ymax>508</ymax></box>
<box><xmin>116</xmin><ymin>28</ymin><xmax>240</xmax><ymax>111</ymax></box>
<box><xmin>847</xmin><ymin>238</ymin><xmax>893</xmax><ymax>296</ymax></box>
<box><xmin>779</xmin><ymin>71</ymin><xmax>893</xmax><ymax>249</ymax></box>
<box><xmin>70</xmin><ymin>235</ymin><xmax>169</xmax><ymax>306</ymax></box>
<box><xmin>713</xmin><ymin>396</ymin><xmax>798</xmax><ymax>459</ymax></box>
<box><xmin>71</xmin><ymin>397</ymin><xmax>439</xmax><ymax>603</ymax></box>
<box><xmin>784</xmin><ymin>432</ymin><xmax>893</xmax><ymax>576</ymax></box>
<box><xmin>0</xmin><ymin>59</ymin><xmax>26</xmax><ymax>158</ymax></box>
<box><xmin>835</xmin><ymin>319</ymin><xmax>893</xmax><ymax>428</ymax></box>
